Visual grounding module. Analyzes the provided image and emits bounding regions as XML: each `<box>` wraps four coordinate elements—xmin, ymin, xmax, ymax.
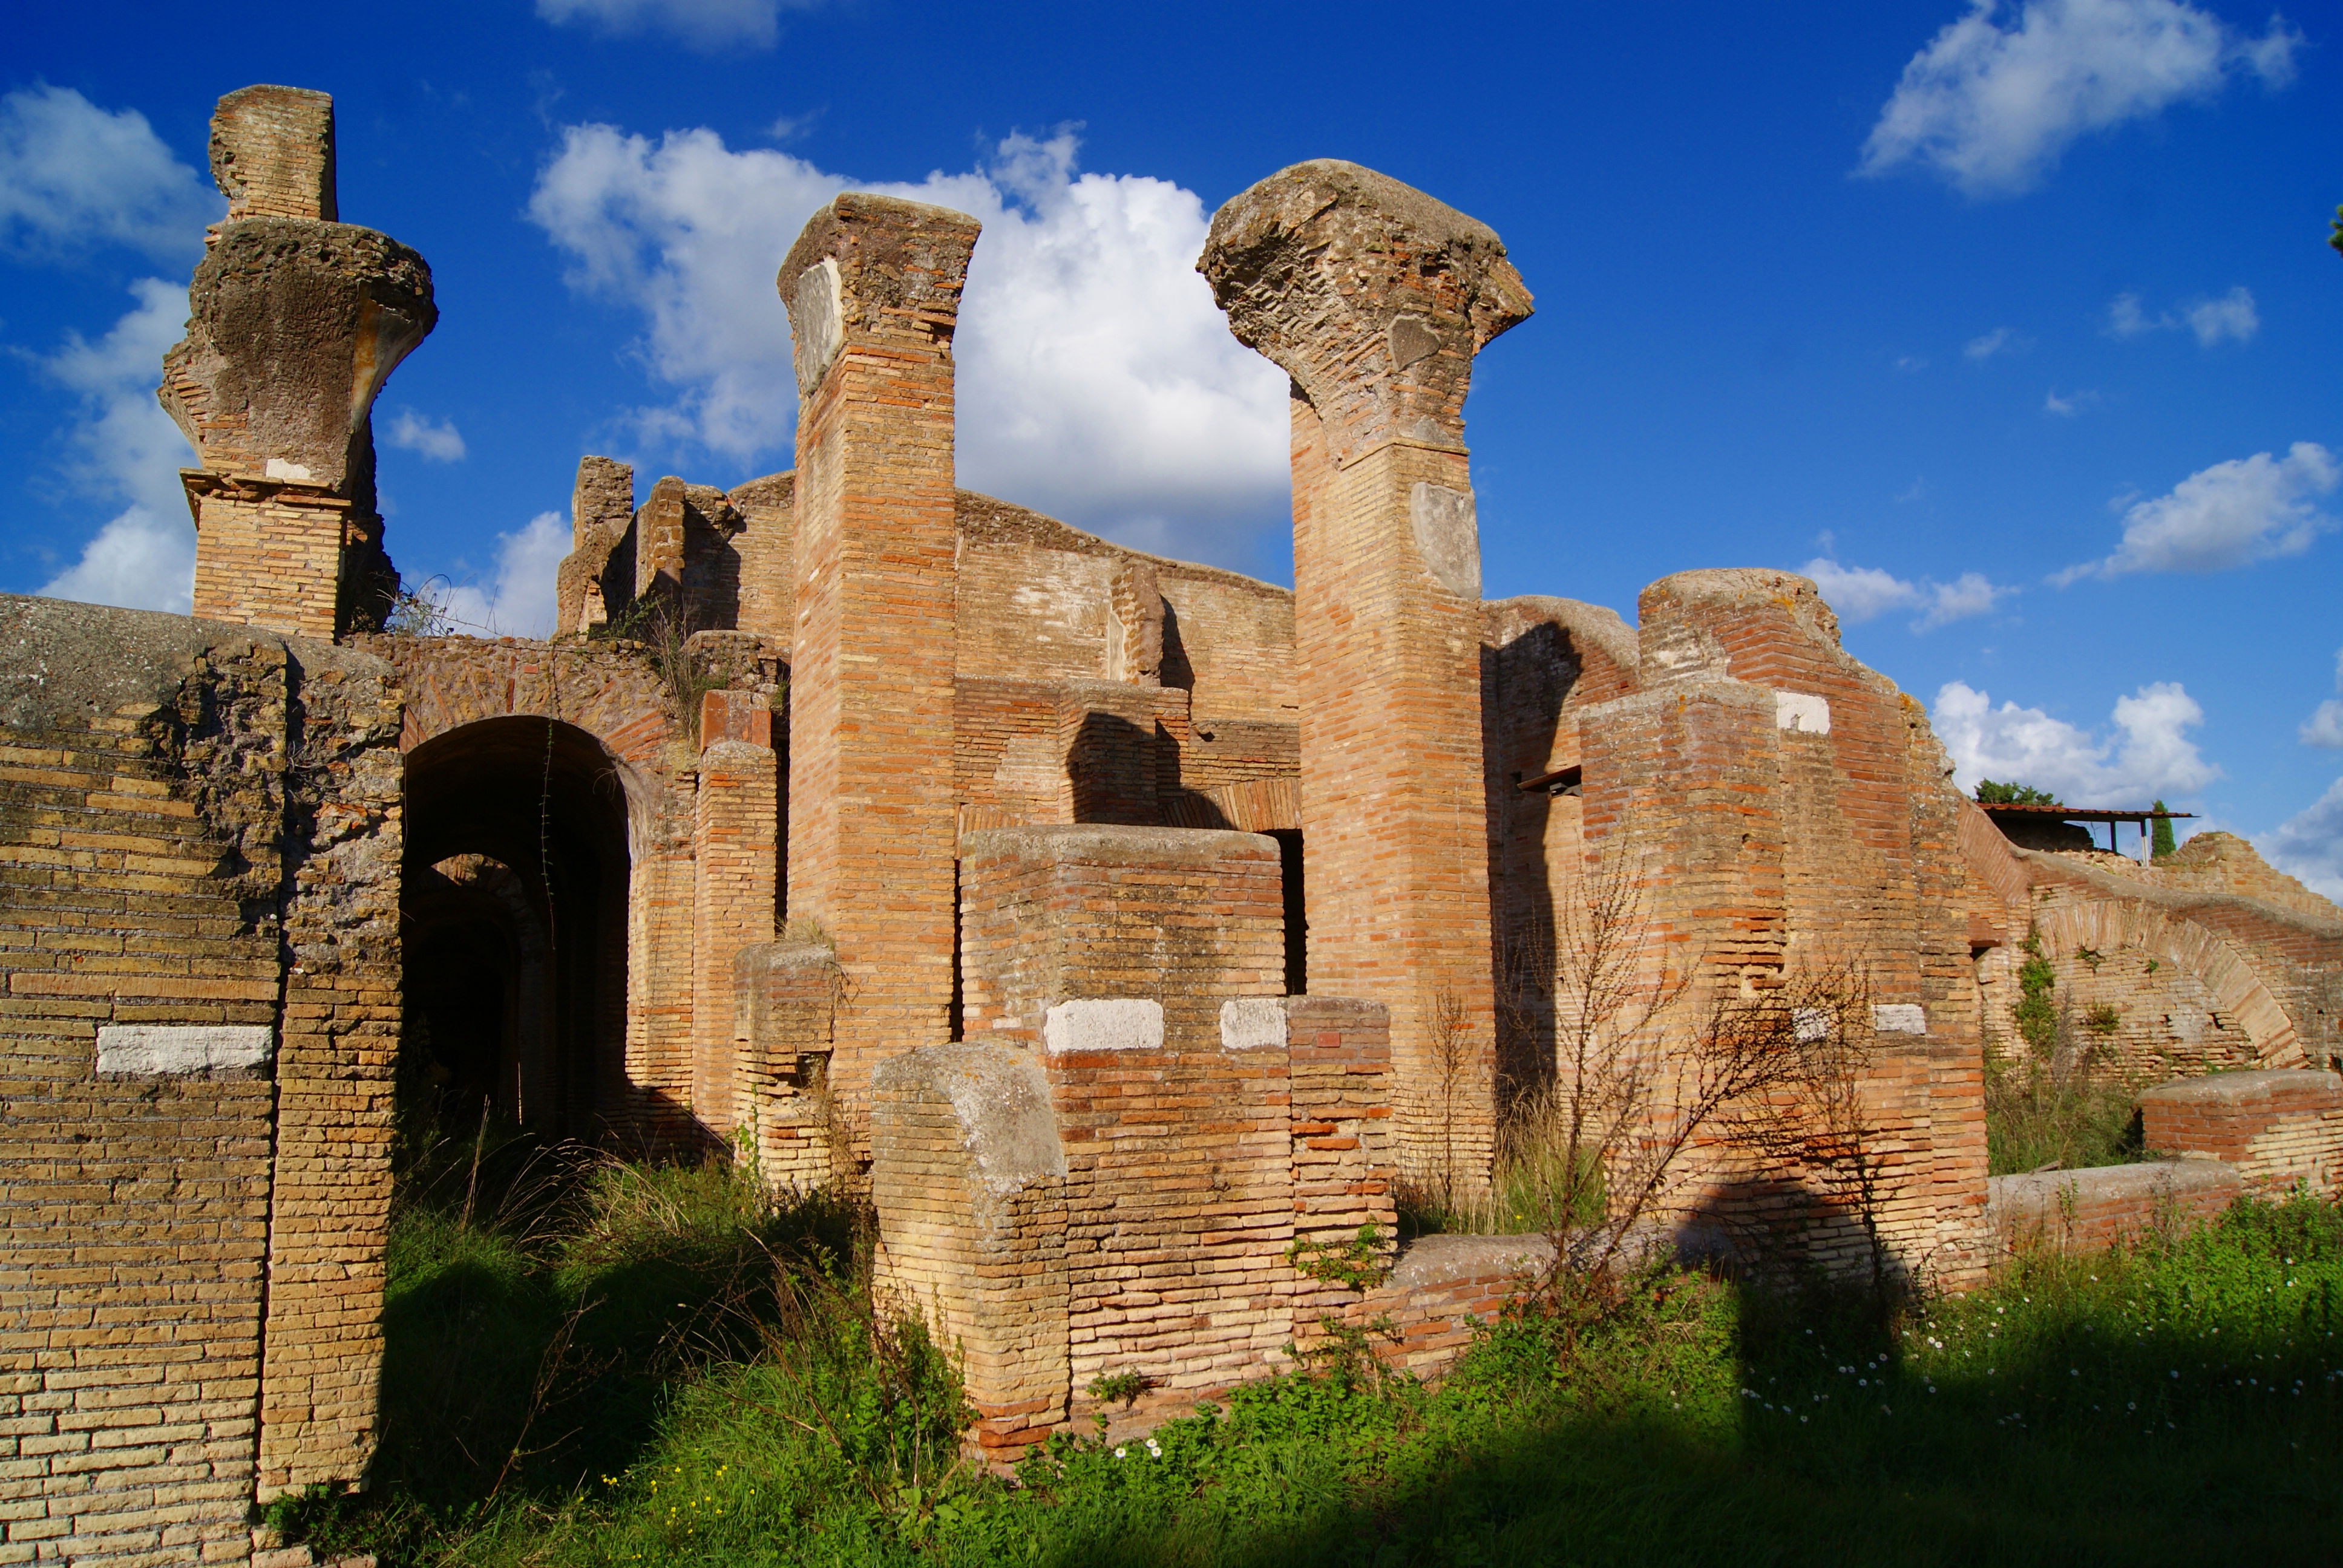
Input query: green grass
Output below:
<box><xmin>1984</xmin><ymin>1047</ymin><xmax>2149</xmax><ymax>1175</ymax></box>
<box><xmin>286</xmin><ymin>1163</ymin><xmax>2343</xmax><ymax>1567</ymax></box>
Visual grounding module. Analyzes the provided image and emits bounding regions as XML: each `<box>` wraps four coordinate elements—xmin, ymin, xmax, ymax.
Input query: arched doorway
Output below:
<box><xmin>402</xmin><ymin>717</ymin><xmax>635</xmax><ymax>1137</ymax></box>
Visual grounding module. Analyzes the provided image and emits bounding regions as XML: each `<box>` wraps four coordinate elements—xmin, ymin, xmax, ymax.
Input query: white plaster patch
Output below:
<box><xmin>1793</xmin><ymin>1008</ymin><xmax>1832</xmax><ymax>1044</ymax></box>
<box><xmin>1408</xmin><ymin>482</ymin><xmax>1481</xmax><ymax>601</ymax></box>
<box><xmin>791</xmin><ymin>258</ymin><xmax>844</xmax><ymax>396</ymax></box>
<box><xmin>1219</xmin><ymin>998</ymin><xmax>1287</xmax><ymax>1051</ymax></box>
<box><xmin>263</xmin><ymin>458</ymin><xmax>315</xmax><ymax>483</ymax></box>
<box><xmin>1872</xmin><ymin>1004</ymin><xmax>1928</xmax><ymax>1036</ymax></box>
<box><xmin>96</xmin><ymin>1024</ymin><xmax>274</xmax><ymax>1078</ymax></box>
<box><xmin>1774</xmin><ymin>690</ymin><xmax>1831</xmax><ymax>734</ymax></box>
<box><xmin>1044</xmin><ymin>998</ymin><xmax>1163</xmax><ymax>1054</ymax></box>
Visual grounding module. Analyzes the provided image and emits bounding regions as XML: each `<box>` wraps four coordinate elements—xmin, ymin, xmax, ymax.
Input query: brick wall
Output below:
<box><xmin>957</xmin><ymin>826</ymin><xmax>1284</xmax><ymax>1054</ymax></box>
<box><xmin>186</xmin><ymin>485</ymin><xmax>354</xmax><ymax>641</ymax></box>
<box><xmin>209</xmin><ymin>86</ymin><xmax>335</xmax><ymax>223</ymax></box>
<box><xmin>868</xmin><ymin>993</ymin><xmax>1403</xmax><ymax>1460</ymax></box>
<box><xmin>0</xmin><ymin>596</ymin><xmax>401</xmax><ymax>1561</ymax></box>
<box><xmin>1994</xmin><ymin>855</ymin><xmax>2343</xmax><ymax>1074</ymax></box>
<box><xmin>2140</xmin><ymin>1070</ymin><xmax>2343</xmax><ymax>1195</ymax></box>
<box><xmin>164</xmin><ymin>87</ymin><xmax>435</xmax><ymax>645</ymax></box>
<box><xmin>870</xmin><ymin>1043</ymin><xmax>1070</xmax><ymax>1455</ymax></box>
<box><xmin>1562</xmin><ymin>570</ymin><xmax>1992</xmax><ymax>1282</ymax></box>
<box><xmin>359</xmin><ymin>634</ymin><xmax>692</xmax><ymax>1146</ymax></box>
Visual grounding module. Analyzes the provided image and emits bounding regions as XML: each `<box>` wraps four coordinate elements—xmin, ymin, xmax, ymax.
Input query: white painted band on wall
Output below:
<box><xmin>1872</xmin><ymin>1004</ymin><xmax>1928</xmax><ymax>1036</ymax></box>
<box><xmin>1219</xmin><ymin>998</ymin><xmax>1287</xmax><ymax>1051</ymax></box>
<box><xmin>1775</xmin><ymin>690</ymin><xmax>1830</xmax><ymax>734</ymax></box>
<box><xmin>1043</xmin><ymin>998</ymin><xmax>1164</xmax><ymax>1054</ymax></box>
<box><xmin>96</xmin><ymin>1024</ymin><xmax>275</xmax><ymax>1077</ymax></box>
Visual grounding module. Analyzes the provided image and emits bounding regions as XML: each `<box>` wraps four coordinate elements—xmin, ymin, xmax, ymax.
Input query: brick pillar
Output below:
<box><xmin>733</xmin><ymin>940</ymin><xmax>844</xmax><ymax>1189</ymax></box>
<box><xmin>692</xmin><ymin>715</ymin><xmax>779</xmax><ymax>1141</ymax></box>
<box><xmin>777</xmin><ymin>195</ymin><xmax>980</xmax><ymax>1152</ymax></box>
<box><xmin>1201</xmin><ymin>162</ymin><xmax>1533</xmax><ymax>1192</ymax></box>
<box><xmin>870</xmin><ymin>1043</ymin><xmax>1068</xmax><ymax>1459</ymax></box>
<box><xmin>162</xmin><ymin>85</ymin><xmax>435</xmax><ymax>641</ymax></box>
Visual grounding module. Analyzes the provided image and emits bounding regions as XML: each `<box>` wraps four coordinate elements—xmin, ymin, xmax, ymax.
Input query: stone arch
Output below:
<box><xmin>2034</xmin><ymin>897</ymin><xmax>2301</xmax><ymax>1067</ymax></box>
<box><xmin>367</xmin><ymin>635</ymin><xmax>684</xmax><ymax>853</ymax></box>
<box><xmin>402</xmin><ymin>714</ymin><xmax>641</xmax><ymax>1137</ymax></box>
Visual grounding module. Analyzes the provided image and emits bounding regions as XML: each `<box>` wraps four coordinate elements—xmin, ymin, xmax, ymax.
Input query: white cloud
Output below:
<box><xmin>28</xmin><ymin>278</ymin><xmax>199</xmax><ymax>613</ymax></box>
<box><xmin>2265</xmin><ymin>775</ymin><xmax>2343</xmax><ymax>901</ymax></box>
<box><xmin>1860</xmin><ymin>0</ymin><xmax>2301</xmax><ymax>197</ymax></box>
<box><xmin>2105</xmin><ymin>284</ymin><xmax>2258</xmax><ymax>344</ymax></box>
<box><xmin>1964</xmin><ymin>326</ymin><xmax>2024</xmax><ymax>359</ymax></box>
<box><xmin>1801</xmin><ymin>558</ymin><xmax>2014</xmax><ymax>631</ymax></box>
<box><xmin>2184</xmin><ymin>285</ymin><xmax>2259</xmax><ymax>345</ymax></box>
<box><xmin>427</xmin><ymin>512</ymin><xmax>570</xmax><ymax>638</ymax></box>
<box><xmin>2107</xmin><ymin>292</ymin><xmax>2155</xmax><ymax>337</ymax></box>
<box><xmin>534</xmin><ymin>0</ymin><xmax>809</xmax><ymax>49</ymax></box>
<box><xmin>1895</xmin><ymin>354</ymin><xmax>1930</xmax><ymax>373</ymax></box>
<box><xmin>2304</xmin><ymin>702</ymin><xmax>2343</xmax><ymax>748</ymax></box>
<box><xmin>528</xmin><ymin>123</ymin><xmax>1289</xmax><ymax>566</ymax></box>
<box><xmin>38</xmin><ymin>508</ymin><xmax>193</xmax><ymax>616</ymax></box>
<box><xmin>385</xmin><ymin>408</ymin><xmax>467</xmax><ymax>463</ymax></box>
<box><xmin>2043</xmin><ymin>387</ymin><xmax>2099</xmax><ymax>416</ymax></box>
<box><xmin>0</xmin><ymin>84</ymin><xmax>220</xmax><ymax>263</ymax></box>
<box><xmin>2055</xmin><ymin>442</ymin><xmax>2338</xmax><ymax>582</ymax></box>
<box><xmin>1917</xmin><ymin>571</ymin><xmax>2012</xmax><ymax>628</ymax></box>
<box><xmin>1933</xmin><ymin>678</ymin><xmax>2220</xmax><ymax>803</ymax></box>
<box><xmin>2301</xmin><ymin>649</ymin><xmax>2343</xmax><ymax>748</ymax></box>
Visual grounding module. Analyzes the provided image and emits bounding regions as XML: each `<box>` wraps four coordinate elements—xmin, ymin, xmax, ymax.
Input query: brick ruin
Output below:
<box><xmin>6</xmin><ymin>86</ymin><xmax>2343</xmax><ymax>1563</ymax></box>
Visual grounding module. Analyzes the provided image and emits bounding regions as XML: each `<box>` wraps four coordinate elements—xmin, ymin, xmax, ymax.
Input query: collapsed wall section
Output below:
<box><xmin>1570</xmin><ymin>570</ymin><xmax>1990</xmax><ymax>1282</ymax></box>
<box><xmin>870</xmin><ymin>825</ymin><xmax>1399</xmax><ymax>1457</ymax></box>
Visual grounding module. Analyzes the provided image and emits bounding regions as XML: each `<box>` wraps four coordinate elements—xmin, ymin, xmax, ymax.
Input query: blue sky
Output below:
<box><xmin>2</xmin><ymin>1</ymin><xmax>2338</xmax><ymax>890</ymax></box>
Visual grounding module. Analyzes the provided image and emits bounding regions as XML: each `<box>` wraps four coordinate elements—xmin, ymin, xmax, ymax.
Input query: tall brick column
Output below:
<box><xmin>777</xmin><ymin>195</ymin><xmax>980</xmax><ymax>1153</ymax></box>
<box><xmin>1201</xmin><ymin>162</ymin><xmax>1532</xmax><ymax>1191</ymax></box>
<box><xmin>162</xmin><ymin>86</ymin><xmax>436</xmax><ymax>640</ymax></box>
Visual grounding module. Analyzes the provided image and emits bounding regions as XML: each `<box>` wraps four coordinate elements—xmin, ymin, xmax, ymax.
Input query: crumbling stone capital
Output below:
<box><xmin>162</xmin><ymin>221</ymin><xmax>436</xmax><ymax>493</ymax></box>
<box><xmin>160</xmin><ymin>87</ymin><xmax>435</xmax><ymax>497</ymax></box>
<box><xmin>1198</xmin><ymin>160</ymin><xmax>1532</xmax><ymax>463</ymax></box>
<box><xmin>777</xmin><ymin>194</ymin><xmax>982</xmax><ymax>394</ymax></box>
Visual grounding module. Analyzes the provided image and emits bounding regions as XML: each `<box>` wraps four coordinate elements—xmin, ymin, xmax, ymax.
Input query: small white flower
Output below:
<box><xmin>1114</xmin><ymin>1446</ymin><xmax>1127</xmax><ymax>1460</ymax></box>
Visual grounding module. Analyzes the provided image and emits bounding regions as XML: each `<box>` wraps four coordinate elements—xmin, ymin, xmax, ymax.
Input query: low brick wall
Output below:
<box><xmin>1357</xmin><ymin>1233</ymin><xmax>1556</xmax><ymax>1376</ymax></box>
<box><xmin>1986</xmin><ymin>1162</ymin><xmax>2242</xmax><ymax>1253</ymax></box>
<box><xmin>2140</xmin><ymin>1070</ymin><xmax>2343</xmax><ymax>1196</ymax></box>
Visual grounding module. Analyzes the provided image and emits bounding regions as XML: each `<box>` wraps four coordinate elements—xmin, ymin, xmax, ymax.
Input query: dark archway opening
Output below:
<box><xmin>402</xmin><ymin>717</ymin><xmax>633</xmax><ymax>1140</ymax></box>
